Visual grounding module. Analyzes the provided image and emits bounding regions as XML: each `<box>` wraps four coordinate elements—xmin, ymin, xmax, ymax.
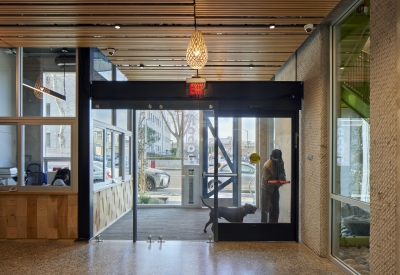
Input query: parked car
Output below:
<box><xmin>94</xmin><ymin>154</ymin><xmax>103</xmax><ymax>162</ymax></box>
<box><xmin>142</xmin><ymin>167</ymin><xmax>170</xmax><ymax>191</ymax></box>
<box><xmin>207</xmin><ymin>162</ymin><xmax>256</xmax><ymax>193</ymax></box>
<box><xmin>93</xmin><ymin>160</ymin><xmax>170</xmax><ymax>191</ymax></box>
<box><xmin>93</xmin><ymin>161</ymin><xmax>111</xmax><ymax>182</ymax></box>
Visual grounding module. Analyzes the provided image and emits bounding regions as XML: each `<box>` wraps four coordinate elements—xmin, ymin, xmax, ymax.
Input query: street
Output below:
<box><xmin>146</xmin><ymin>168</ymin><xmax>256</xmax><ymax>205</ymax></box>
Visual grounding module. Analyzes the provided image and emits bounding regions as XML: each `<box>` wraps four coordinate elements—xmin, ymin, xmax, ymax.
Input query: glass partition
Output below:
<box><xmin>93</xmin><ymin>48</ymin><xmax>112</xmax><ymax>81</ymax></box>
<box><xmin>0</xmin><ymin>124</ymin><xmax>17</xmax><ymax>186</ymax></box>
<box><xmin>332</xmin><ymin>1</ymin><xmax>370</xmax><ymax>272</ymax></box>
<box><xmin>116</xmin><ymin>110</ymin><xmax>129</xmax><ymax>130</ymax></box>
<box><xmin>91</xmin><ymin>110</ymin><xmax>133</xmax><ymax>187</ymax></box>
<box><xmin>22</xmin><ymin>48</ymin><xmax>76</xmax><ymax>117</ymax></box>
<box><xmin>93</xmin><ymin>110</ymin><xmax>112</xmax><ymax>125</ymax></box>
<box><xmin>24</xmin><ymin>124</ymin><xmax>71</xmax><ymax>186</ymax></box>
<box><xmin>114</xmin><ymin>132</ymin><xmax>122</xmax><ymax>178</ymax></box>
<box><xmin>93</xmin><ymin>127</ymin><xmax>105</xmax><ymax>183</ymax></box>
<box><xmin>125</xmin><ymin>136</ymin><xmax>131</xmax><ymax>176</ymax></box>
<box><xmin>0</xmin><ymin>48</ymin><xmax>16</xmax><ymax>117</ymax></box>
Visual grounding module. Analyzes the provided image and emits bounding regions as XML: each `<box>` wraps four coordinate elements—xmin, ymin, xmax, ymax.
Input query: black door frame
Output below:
<box><xmin>217</xmin><ymin>111</ymin><xmax>299</xmax><ymax>241</ymax></box>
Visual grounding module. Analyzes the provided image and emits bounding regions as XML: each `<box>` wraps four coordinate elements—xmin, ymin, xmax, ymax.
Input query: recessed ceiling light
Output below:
<box><xmin>115</xmin><ymin>25</ymin><xmax>121</xmax><ymax>29</ymax></box>
<box><xmin>269</xmin><ymin>24</ymin><xmax>275</xmax><ymax>29</ymax></box>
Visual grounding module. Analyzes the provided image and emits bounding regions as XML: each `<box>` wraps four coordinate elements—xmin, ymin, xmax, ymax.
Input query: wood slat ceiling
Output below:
<box><xmin>0</xmin><ymin>0</ymin><xmax>340</xmax><ymax>81</ymax></box>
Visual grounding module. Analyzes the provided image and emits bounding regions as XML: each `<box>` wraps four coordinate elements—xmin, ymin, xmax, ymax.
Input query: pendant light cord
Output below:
<box><xmin>63</xmin><ymin>55</ymin><xmax>66</xmax><ymax>97</ymax></box>
<box><xmin>194</xmin><ymin>0</ymin><xmax>197</xmax><ymax>30</ymax></box>
<box><xmin>194</xmin><ymin>0</ymin><xmax>198</xmax><ymax>77</ymax></box>
<box><xmin>62</xmin><ymin>48</ymin><xmax>67</xmax><ymax>97</ymax></box>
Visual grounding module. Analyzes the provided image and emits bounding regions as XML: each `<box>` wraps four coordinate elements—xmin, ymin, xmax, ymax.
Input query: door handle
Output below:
<box><xmin>202</xmin><ymin>171</ymin><xmax>237</xmax><ymax>178</ymax></box>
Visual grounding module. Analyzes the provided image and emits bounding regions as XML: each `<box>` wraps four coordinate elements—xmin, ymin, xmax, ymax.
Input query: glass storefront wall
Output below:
<box><xmin>332</xmin><ymin>1</ymin><xmax>370</xmax><ymax>274</ymax></box>
<box><xmin>0</xmin><ymin>47</ymin><xmax>77</xmax><ymax>191</ymax></box>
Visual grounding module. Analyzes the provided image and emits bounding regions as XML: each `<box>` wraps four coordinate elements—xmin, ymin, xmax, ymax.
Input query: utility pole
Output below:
<box><xmin>243</xmin><ymin>129</ymin><xmax>249</xmax><ymax>159</ymax></box>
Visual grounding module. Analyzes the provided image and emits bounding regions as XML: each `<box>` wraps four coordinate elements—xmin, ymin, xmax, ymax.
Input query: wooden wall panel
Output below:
<box><xmin>0</xmin><ymin>193</ymin><xmax>78</xmax><ymax>240</ymax></box>
<box><xmin>93</xmin><ymin>180</ymin><xmax>133</xmax><ymax>235</ymax></box>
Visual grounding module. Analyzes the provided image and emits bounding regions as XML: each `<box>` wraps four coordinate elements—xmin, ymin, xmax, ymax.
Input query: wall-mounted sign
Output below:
<box><xmin>186</xmin><ymin>78</ymin><xmax>206</xmax><ymax>98</ymax></box>
<box><xmin>249</xmin><ymin>153</ymin><xmax>260</xmax><ymax>164</ymax></box>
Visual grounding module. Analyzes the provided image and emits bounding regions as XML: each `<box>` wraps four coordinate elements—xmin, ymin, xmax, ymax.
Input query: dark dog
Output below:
<box><xmin>200</xmin><ymin>197</ymin><xmax>257</xmax><ymax>233</ymax></box>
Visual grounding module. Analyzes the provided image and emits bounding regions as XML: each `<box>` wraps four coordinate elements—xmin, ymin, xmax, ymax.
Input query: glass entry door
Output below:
<box><xmin>134</xmin><ymin>107</ymin><xmax>297</xmax><ymax>242</ymax></box>
<box><xmin>136</xmin><ymin>109</ymin><xmax>203</xmax><ymax>206</ymax></box>
<box><xmin>202</xmin><ymin>114</ymin><xmax>297</xmax><ymax>242</ymax></box>
<box><xmin>134</xmin><ymin>107</ymin><xmax>218</xmax><ymax>241</ymax></box>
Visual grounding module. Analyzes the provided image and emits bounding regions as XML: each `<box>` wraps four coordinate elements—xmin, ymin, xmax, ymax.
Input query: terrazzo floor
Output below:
<box><xmin>0</xmin><ymin>240</ymin><xmax>345</xmax><ymax>275</ymax></box>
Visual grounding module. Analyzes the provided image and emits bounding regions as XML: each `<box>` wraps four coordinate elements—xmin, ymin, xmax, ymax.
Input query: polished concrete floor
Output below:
<box><xmin>0</xmin><ymin>240</ymin><xmax>345</xmax><ymax>275</ymax></box>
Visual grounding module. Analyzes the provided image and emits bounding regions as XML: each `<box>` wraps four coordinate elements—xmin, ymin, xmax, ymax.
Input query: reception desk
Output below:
<box><xmin>0</xmin><ymin>192</ymin><xmax>78</xmax><ymax>239</ymax></box>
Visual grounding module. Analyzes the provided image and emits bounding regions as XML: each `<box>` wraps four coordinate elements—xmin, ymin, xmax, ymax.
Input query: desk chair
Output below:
<box><xmin>26</xmin><ymin>163</ymin><xmax>41</xmax><ymax>173</ymax></box>
<box><xmin>25</xmin><ymin>172</ymin><xmax>46</xmax><ymax>186</ymax></box>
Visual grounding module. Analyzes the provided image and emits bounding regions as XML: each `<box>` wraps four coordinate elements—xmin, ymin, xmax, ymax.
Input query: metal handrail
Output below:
<box><xmin>202</xmin><ymin>171</ymin><xmax>237</xmax><ymax>178</ymax></box>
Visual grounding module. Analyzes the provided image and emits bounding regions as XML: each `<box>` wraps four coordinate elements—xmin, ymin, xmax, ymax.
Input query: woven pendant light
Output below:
<box><xmin>186</xmin><ymin>30</ymin><xmax>208</xmax><ymax>69</ymax></box>
<box><xmin>34</xmin><ymin>75</ymin><xmax>50</xmax><ymax>99</ymax></box>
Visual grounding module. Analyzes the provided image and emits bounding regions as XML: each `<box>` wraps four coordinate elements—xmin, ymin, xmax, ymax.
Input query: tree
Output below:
<box><xmin>137</xmin><ymin>112</ymin><xmax>147</xmax><ymax>193</ymax></box>
<box><xmin>46</xmin><ymin>72</ymin><xmax>75</xmax><ymax>152</ymax></box>
<box><xmin>146</xmin><ymin>127</ymin><xmax>160</xmax><ymax>156</ymax></box>
<box><xmin>160</xmin><ymin>110</ymin><xmax>198</xmax><ymax>158</ymax></box>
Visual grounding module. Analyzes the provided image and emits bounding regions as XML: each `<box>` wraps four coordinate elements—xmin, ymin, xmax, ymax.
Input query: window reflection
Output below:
<box><xmin>22</xmin><ymin>48</ymin><xmax>76</xmax><ymax>117</ymax></box>
<box><xmin>93</xmin><ymin>127</ymin><xmax>104</xmax><ymax>183</ymax></box>
<box><xmin>0</xmin><ymin>48</ymin><xmax>16</xmax><ymax>117</ymax></box>
<box><xmin>332</xmin><ymin>200</ymin><xmax>370</xmax><ymax>273</ymax></box>
<box><xmin>125</xmin><ymin>136</ymin><xmax>131</xmax><ymax>175</ymax></box>
<box><xmin>334</xmin><ymin>2</ymin><xmax>370</xmax><ymax>203</ymax></box>
<box><xmin>115</xmin><ymin>133</ymin><xmax>122</xmax><ymax>177</ymax></box>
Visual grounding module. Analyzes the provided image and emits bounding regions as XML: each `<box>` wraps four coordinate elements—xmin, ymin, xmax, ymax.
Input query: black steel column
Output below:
<box><xmin>233</xmin><ymin>118</ymin><xmax>239</xmax><ymax>206</ymax></box>
<box><xmin>293</xmin><ymin>111</ymin><xmax>300</xmax><ymax>242</ymax></box>
<box><xmin>132</xmin><ymin>110</ymin><xmax>138</xmax><ymax>242</ymax></box>
<box><xmin>77</xmin><ymin>48</ymin><xmax>93</xmax><ymax>241</ymax></box>
<box><xmin>213</xmin><ymin>110</ymin><xmax>218</xmax><ymax>241</ymax></box>
<box><xmin>202</xmin><ymin>113</ymin><xmax>209</xmax><ymax>197</ymax></box>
